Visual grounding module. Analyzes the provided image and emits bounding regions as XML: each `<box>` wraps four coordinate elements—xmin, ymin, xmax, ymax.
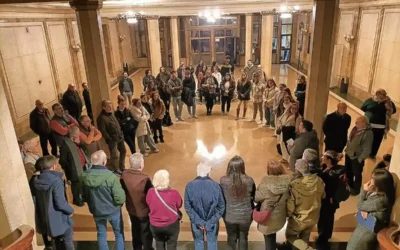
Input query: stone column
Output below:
<box><xmin>170</xmin><ymin>17</ymin><xmax>180</xmax><ymax>70</ymax></box>
<box><xmin>305</xmin><ymin>0</ymin><xmax>339</xmax><ymax>142</ymax></box>
<box><xmin>245</xmin><ymin>14</ymin><xmax>252</xmax><ymax>63</ymax></box>
<box><xmin>260</xmin><ymin>14</ymin><xmax>274</xmax><ymax>77</ymax></box>
<box><xmin>69</xmin><ymin>0</ymin><xmax>110</xmax><ymax>121</ymax></box>
<box><xmin>0</xmin><ymin>79</ymin><xmax>36</xmax><ymax>244</ymax></box>
<box><xmin>147</xmin><ymin>17</ymin><xmax>162</xmax><ymax>75</ymax></box>
<box><xmin>390</xmin><ymin>122</ymin><xmax>400</xmax><ymax>224</ymax></box>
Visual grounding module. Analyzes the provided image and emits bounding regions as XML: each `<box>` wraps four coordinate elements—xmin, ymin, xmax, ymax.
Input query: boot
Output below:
<box><xmin>236</xmin><ymin>109</ymin><xmax>240</xmax><ymax>120</ymax></box>
<box><xmin>159</xmin><ymin>135</ymin><xmax>164</xmax><ymax>143</ymax></box>
<box><xmin>242</xmin><ymin>108</ymin><xmax>247</xmax><ymax>118</ymax></box>
<box><xmin>153</xmin><ymin>135</ymin><xmax>158</xmax><ymax>144</ymax></box>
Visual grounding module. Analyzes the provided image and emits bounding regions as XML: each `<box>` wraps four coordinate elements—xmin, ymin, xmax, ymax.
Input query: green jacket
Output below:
<box><xmin>82</xmin><ymin>165</ymin><xmax>126</xmax><ymax>217</ymax></box>
<box><xmin>345</xmin><ymin>127</ymin><xmax>373</xmax><ymax>162</ymax></box>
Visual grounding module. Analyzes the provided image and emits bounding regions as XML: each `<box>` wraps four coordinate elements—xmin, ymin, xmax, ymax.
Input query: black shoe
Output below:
<box><xmin>160</xmin><ymin>137</ymin><xmax>164</xmax><ymax>143</ymax></box>
<box><xmin>276</xmin><ymin>242</ymin><xmax>291</xmax><ymax>250</ymax></box>
<box><xmin>154</xmin><ymin>138</ymin><xmax>158</xmax><ymax>144</ymax></box>
<box><xmin>73</xmin><ymin>201</ymin><xmax>85</xmax><ymax>207</ymax></box>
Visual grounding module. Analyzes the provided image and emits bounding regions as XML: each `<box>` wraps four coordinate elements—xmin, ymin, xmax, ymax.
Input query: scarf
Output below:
<box><xmin>349</xmin><ymin>126</ymin><xmax>366</xmax><ymax>142</ymax></box>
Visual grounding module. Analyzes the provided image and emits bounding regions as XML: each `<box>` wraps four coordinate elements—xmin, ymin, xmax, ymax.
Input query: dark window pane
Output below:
<box><xmin>281</xmin><ymin>35</ymin><xmax>291</xmax><ymax>49</ymax></box>
<box><xmin>200</xmin><ymin>30</ymin><xmax>211</xmax><ymax>37</ymax></box>
<box><xmin>272</xmin><ymin>38</ymin><xmax>277</xmax><ymax>50</ymax></box>
<box><xmin>226</xmin><ymin>29</ymin><xmax>233</xmax><ymax>36</ymax></box>
<box><xmin>215</xmin><ymin>30</ymin><xmax>225</xmax><ymax>37</ymax></box>
<box><xmin>190</xmin><ymin>18</ymin><xmax>198</xmax><ymax>26</ymax></box>
<box><xmin>215</xmin><ymin>37</ymin><xmax>225</xmax><ymax>52</ymax></box>
<box><xmin>199</xmin><ymin>18</ymin><xmax>207</xmax><ymax>26</ymax></box>
<box><xmin>191</xmin><ymin>31</ymin><xmax>199</xmax><ymax>38</ymax></box>
<box><xmin>282</xmin><ymin>25</ymin><xmax>292</xmax><ymax>35</ymax></box>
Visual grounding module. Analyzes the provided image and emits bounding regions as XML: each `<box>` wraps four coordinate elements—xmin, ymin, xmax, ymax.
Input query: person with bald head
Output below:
<box><xmin>30</xmin><ymin>99</ymin><xmax>58</xmax><ymax>156</ymax></box>
<box><xmin>322</xmin><ymin>102</ymin><xmax>351</xmax><ymax>152</ymax></box>
<box><xmin>344</xmin><ymin>115</ymin><xmax>373</xmax><ymax>195</ymax></box>
<box><xmin>97</xmin><ymin>100</ymin><xmax>126</xmax><ymax>174</ymax></box>
<box><xmin>61</xmin><ymin>83</ymin><xmax>83</xmax><ymax>120</ymax></box>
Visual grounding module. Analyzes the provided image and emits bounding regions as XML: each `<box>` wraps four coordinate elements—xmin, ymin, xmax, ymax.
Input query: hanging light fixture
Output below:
<box><xmin>198</xmin><ymin>8</ymin><xmax>221</xmax><ymax>23</ymax></box>
<box><xmin>127</xmin><ymin>17</ymin><xmax>138</xmax><ymax>24</ymax></box>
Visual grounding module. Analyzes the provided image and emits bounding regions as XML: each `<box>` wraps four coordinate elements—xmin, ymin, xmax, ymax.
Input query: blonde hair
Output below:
<box><xmin>153</xmin><ymin>170</ymin><xmax>170</xmax><ymax>191</ymax></box>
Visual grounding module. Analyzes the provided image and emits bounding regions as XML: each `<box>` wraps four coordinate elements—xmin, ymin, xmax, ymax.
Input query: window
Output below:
<box><xmin>133</xmin><ymin>20</ymin><xmax>148</xmax><ymax>58</ymax></box>
<box><xmin>215</xmin><ymin>37</ymin><xmax>225</xmax><ymax>52</ymax></box>
<box><xmin>179</xmin><ymin>17</ymin><xmax>186</xmax><ymax>58</ymax></box>
<box><xmin>191</xmin><ymin>39</ymin><xmax>210</xmax><ymax>53</ymax></box>
<box><xmin>280</xmin><ymin>16</ymin><xmax>292</xmax><ymax>62</ymax></box>
<box><xmin>240</xmin><ymin>15</ymin><xmax>245</xmax><ymax>54</ymax></box>
<box><xmin>281</xmin><ymin>24</ymin><xmax>292</xmax><ymax>35</ymax></box>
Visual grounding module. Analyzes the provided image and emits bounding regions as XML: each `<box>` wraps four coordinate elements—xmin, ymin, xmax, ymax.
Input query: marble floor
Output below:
<box><xmin>39</xmin><ymin>65</ymin><xmax>395</xmax><ymax>245</ymax></box>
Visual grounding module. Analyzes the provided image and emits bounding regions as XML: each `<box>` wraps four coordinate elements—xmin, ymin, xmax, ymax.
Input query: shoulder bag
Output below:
<box><xmin>253</xmin><ymin>193</ymin><xmax>284</xmax><ymax>225</ymax></box>
<box><xmin>154</xmin><ymin>189</ymin><xmax>182</xmax><ymax>220</ymax></box>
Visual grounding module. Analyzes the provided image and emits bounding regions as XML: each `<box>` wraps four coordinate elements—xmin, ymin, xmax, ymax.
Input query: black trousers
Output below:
<box><xmin>39</xmin><ymin>133</ymin><xmax>58</xmax><ymax>156</ymax></box>
<box><xmin>206</xmin><ymin>95</ymin><xmax>214</xmax><ymax>113</ymax></box>
<box><xmin>370</xmin><ymin>127</ymin><xmax>385</xmax><ymax>157</ymax></box>
<box><xmin>345</xmin><ymin>154</ymin><xmax>365</xmax><ymax>195</ymax></box>
<box><xmin>263</xmin><ymin>233</ymin><xmax>277</xmax><ymax>250</ymax></box>
<box><xmin>152</xmin><ymin>119</ymin><xmax>163</xmax><ymax>141</ymax></box>
<box><xmin>124</xmin><ymin>131</ymin><xmax>136</xmax><ymax>154</ymax></box>
<box><xmin>221</xmin><ymin>96</ymin><xmax>232</xmax><ymax>113</ymax></box>
<box><xmin>108</xmin><ymin>141</ymin><xmax>127</xmax><ymax>171</ymax></box>
<box><xmin>150</xmin><ymin>220</ymin><xmax>180</xmax><ymax>250</ymax></box>
<box><xmin>225</xmin><ymin>221</ymin><xmax>251</xmax><ymax>250</ymax></box>
<box><xmin>317</xmin><ymin>200</ymin><xmax>337</xmax><ymax>246</ymax></box>
<box><xmin>162</xmin><ymin>101</ymin><xmax>173</xmax><ymax>126</ymax></box>
<box><xmin>199</xmin><ymin>90</ymin><xmax>203</xmax><ymax>103</ymax></box>
<box><xmin>324</xmin><ymin>140</ymin><xmax>346</xmax><ymax>153</ymax></box>
<box><xmin>130</xmin><ymin>215</ymin><xmax>153</xmax><ymax>250</ymax></box>
<box><xmin>71</xmin><ymin>181</ymin><xmax>83</xmax><ymax>204</ymax></box>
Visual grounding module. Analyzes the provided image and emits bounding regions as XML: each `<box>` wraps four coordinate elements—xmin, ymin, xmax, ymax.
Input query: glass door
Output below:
<box><xmin>280</xmin><ymin>18</ymin><xmax>292</xmax><ymax>63</ymax></box>
<box><xmin>190</xmin><ymin>30</ymin><xmax>211</xmax><ymax>65</ymax></box>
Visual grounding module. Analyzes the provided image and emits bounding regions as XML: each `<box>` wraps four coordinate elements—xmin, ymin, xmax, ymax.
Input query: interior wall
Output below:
<box><xmin>108</xmin><ymin>20</ymin><xmax>123</xmax><ymax>77</ymax></box>
<box><xmin>290</xmin><ymin>13</ymin><xmax>311</xmax><ymax>71</ymax></box>
<box><xmin>118</xmin><ymin>21</ymin><xmax>135</xmax><ymax>71</ymax></box>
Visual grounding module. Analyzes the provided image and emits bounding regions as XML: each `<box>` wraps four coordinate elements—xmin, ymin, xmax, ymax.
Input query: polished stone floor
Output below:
<box><xmin>37</xmin><ymin>65</ymin><xmax>394</xmax><ymax>245</ymax></box>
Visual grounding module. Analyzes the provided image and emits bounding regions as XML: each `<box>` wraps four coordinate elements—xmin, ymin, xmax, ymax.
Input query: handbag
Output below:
<box><xmin>253</xmin><ymin>193</ymin><xmax>284</xmax><ymax>225</ymax></box>
<box><xmin>356</xmin><ymin>211</ymin><xmax>377</xmax><ymax>232</ymax></box>
<box><xmin>154</xmin><ymin>189</ymin><xmax>182</xmax><ymax>220</ymax></box>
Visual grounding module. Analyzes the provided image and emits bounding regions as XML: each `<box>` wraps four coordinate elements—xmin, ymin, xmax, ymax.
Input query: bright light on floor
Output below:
<box><xmin>195</xmin><ymin>140</ymin><xmax>227</xmax><ymax>161</ymax></box>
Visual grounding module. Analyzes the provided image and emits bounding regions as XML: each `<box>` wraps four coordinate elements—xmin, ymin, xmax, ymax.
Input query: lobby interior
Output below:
<box><xmin>1</xmin><ymin>0</ymin><xmax>400</xmax><ymax>249</ymax></box>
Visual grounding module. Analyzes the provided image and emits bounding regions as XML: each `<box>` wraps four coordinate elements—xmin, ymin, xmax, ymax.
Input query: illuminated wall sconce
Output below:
<box><xmin>119</xmin><ymin>34</ymin><xmax>126</xmax><ymax>42</ymax></box>
<box><xmin>71</xmin><ymin>43</ymin><xmax>81</xmax><ymax>52</ymax></box>
<box><xmin>344</xmin><ymin>34</ymin><xmax>355</xmax><ymax>43</ymax></box>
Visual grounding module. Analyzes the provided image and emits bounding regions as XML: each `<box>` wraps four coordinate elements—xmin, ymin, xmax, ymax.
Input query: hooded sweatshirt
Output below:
<box><xmin>287</xmin><ymin>174</ymin><xmax>325</xmax><ymax>228</ymax></box>
<box><xmin>82</xmin><ymin>165</ymin><xmax>126</xmax><ymax>217</ymax></box>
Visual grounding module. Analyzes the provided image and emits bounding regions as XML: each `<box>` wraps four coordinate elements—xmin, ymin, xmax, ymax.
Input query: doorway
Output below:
<box><xmin>279</xmin><ymin>17</ymin><xmax>292</xmax><ymax>63</ymax></box>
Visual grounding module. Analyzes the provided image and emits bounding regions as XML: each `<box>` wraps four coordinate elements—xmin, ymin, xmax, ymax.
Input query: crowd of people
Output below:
<box><xmin>24</xmin><ymin>57</ymin><xmax>400</xmax><ymax>250</ymax></box>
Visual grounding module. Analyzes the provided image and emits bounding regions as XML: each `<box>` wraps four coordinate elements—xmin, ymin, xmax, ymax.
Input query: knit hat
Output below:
<box><xmin>295</xmin><ymin>159</ymin><xmax>310</xmax><ymax>175</ymax></box>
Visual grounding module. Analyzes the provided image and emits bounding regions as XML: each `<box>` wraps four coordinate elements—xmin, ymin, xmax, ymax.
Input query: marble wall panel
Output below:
<box><xmin>109</xmin><ymin>21</ymin><xmax>123</xmax><ymax>76</ymax></box>
<box><xmin>118</xmin><ymin>21</ymin><xmax>134</xmax><ymax>70</ymax></box>
<box><xmin>71</xmin><ymin>21</ymin><xmax>87</xmax><ymax>84</ymax></box>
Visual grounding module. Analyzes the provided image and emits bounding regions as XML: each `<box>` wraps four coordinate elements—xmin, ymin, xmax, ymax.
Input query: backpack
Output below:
<box><xmin>334</xmin><ymin>173</ymin><xmax>351</xmax><ymax>203</ymax></box>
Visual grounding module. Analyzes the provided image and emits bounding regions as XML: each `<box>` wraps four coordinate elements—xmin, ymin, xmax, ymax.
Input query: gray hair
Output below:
<box><xmin>302</xmin><ymin>148</ymin><xmax>318</xmax><ymax>164</ymax></box>
<box><xmin>197</xmin><ymin>162</ymin><xmax>211</xmax><ymax>177</ymax></box>
<box><xmin>153</xmin><ymin>170</ymin><xmax>170</xmax><ymax>191</ymax></box>
<box><xmin>295</xmin><ymin>159</ymin><xmax>310</xmax><ymax>175</ymax></box>
<box><xmin>129</xmin><ymin>153</ymin><xmax>144</xmax><ymax>170</ymax></box>
<box><xmin>68</xmin><ymin>126</ymin><xmax>80</xmax><ymax>139</ymax></box>
<box><xmin>91</xmin><ymin>150</ymin><xmax>107</xmax><ymax>166</ymax></box>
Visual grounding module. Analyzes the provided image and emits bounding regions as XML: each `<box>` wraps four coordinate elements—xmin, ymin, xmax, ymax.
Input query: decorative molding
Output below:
<box><xmin>69</xmin><ymin>0</ymin><xmax>103</xmax><ymax>11</ymax></box>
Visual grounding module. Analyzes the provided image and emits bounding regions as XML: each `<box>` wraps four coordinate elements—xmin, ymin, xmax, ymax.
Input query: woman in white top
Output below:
<box><xmin>212</xmin><ymin>66</ymin><xmax>222</xmax><ymax>104</ymax></box>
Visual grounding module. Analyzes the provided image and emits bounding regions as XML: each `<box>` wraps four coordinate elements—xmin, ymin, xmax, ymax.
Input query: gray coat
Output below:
<box><xmin>255</xmin><ymin>174</ymin><xmax>291</xmax><ymax>235</ymax></box>
<box><xmin>289</xmin><ymin>130</ymin><xmax>320</xmax><ymax>171</ymax></box>
<box><xmin>345</xmin><ymin>127</ymin><xmax>373</xmax><ymax>162</ymax></box>
<box><xmin>167</xmin><ymin>77</ymin><xmax>183</xmax><ymax>97</ymax></box>
<box><xmin>347</xmin><ymin>190</ymin><xmax>391</xmax><ymax>250</ymax></box>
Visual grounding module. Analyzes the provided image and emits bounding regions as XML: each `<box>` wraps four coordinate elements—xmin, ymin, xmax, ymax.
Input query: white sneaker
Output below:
<box><xmin>178</xmin><ymin>117</ymin><xmax>184</xmax><ymax>121</ymax></box>
<box><xmin>143</xmin><ymin>153</ymin><xmax>149</xmax><ymax>157</ymax></box>
<box><xmin>192</xmin><ymin>115</ymin><xmax>198</xmax><ymax>119</ymax></box>
<box><xmin>176</xmin><ymin>118</ymin><xmax>179</xmax><ymax>122</ymax></box>
<box><xmin>152</xmin><ymin>149</ymin><xmax>160</xmax><ymax>153</ymax></box>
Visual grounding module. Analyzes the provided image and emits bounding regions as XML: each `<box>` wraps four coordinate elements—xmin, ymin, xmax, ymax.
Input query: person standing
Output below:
<box><xmin>151</xmin><ymin>92</ymin><xmax>166</xmax><ymax>143</ymax></box>
<box><xmin>121</xmin><ymin>153</ymin><xmax>154</xmax><ymax>250</ymax></box>
<box><xmin>142</xmin><ymin>70</ymin><xmax>156</xmax><ymax>91</ymax></box>
<box><xmin>212</xmin><ymin>66</ymin><xmax>222</xmax><ymax>105</ymax></box>
<box><xmin>146</xmin><ymin>170</ymin><xmax>183</xmax><ymax>250</ymax></box>
<box><xmin>59</xmin><ymin>127</ymin><xmax>88</xmax><ymax>207</ymax></box>
<box><xmin>50</xmin><ymin>103</ymin><xmax>79</xmax><ymax>147</ymax></box>
<box><xmin>201</xmin><ymin>70</ymin><xmax>218</xmax><ymax>116</ymax></box>
<box><xmin>177</xmin><ymin>63</ymin><xmax>185</xmax><ymax>80</ymax></box>
<box><xmin>30</xmin><ymin>99</ymin><xmax>58</xmax><ymax>156</ymax></box>
<box><xmin>82</xmin><ymin>83</ymin><xmax>94</xmax><ymax>121</ymax></box>
<box><xmin>185</xmin><ymin>163</ymin><xmax>225</xmax><ymax>250</ymax></box>
<box><xmin>220</xmin><ymin>73</ymin><xmax>236</xmax><ymax>116</ymax></box>
<box><xmin>220</xmin><ymin>156</ymin><xmax>255</xmax><ymax>250</ymax></box>
<box><xmin>285</xmin><ymin>159</ymin><xmax>325</xmax><ymax>250</ymax></box>
<box><xmin>294</xmin><ymin>75</ymin><xmax>307</xmax><ymax>116</ymax></box>
<box><xmin>196</xmin><ymin>60</ymin><xmax>207</xmax><ymax>76</ymax></box>
<box><xmin>156</xmin><ymin>67</ymin><xmax>170</xmax><ymax>87</ymax></box>
<box><xmin>251</xmin><ymin>73</ymin><xmax>265</xmax><ymax>123</ymax></box>
<box><xmin>243</xmin><ymin>60</ymin><xmax>255</xmax><ymax>82</ymax></box>
<box><xmin>79</xmin><ymin>115</ymin><xmax>102</xmax><ymax>157</ymax></box>
<box><xmin>255</xmin><ymin>161</ymin><xmax>291</xmax><ymax>250</ymax></box>
<box><xmin>115</xmin><ymin>97</ymin><xmax>138</xmax><ymax>154</ymax></box>
<box><xmin>345</xmin><ymin>116</ymin><xmax>373</xmax><ymax>195</ymax></box>
<box><xmin>254</xmin><ymin>44</ymin><xmax>260</xmax><ymax>64</ymax></box>
<box><xmin>220</xmin><ymin>55</ymin><xmax>234</xmax><ymax>78</ymax></box>
<box><xmin>236</xmin><ymin>72</ymin><xmax>251</xmax><ymax>120</ymax></box>
<box><xmin>158</xmin><ymin>80</ymin><xmax>173</xmax><ymax>126</ymax></box>
<box><xmin>61</xmin><ymin>83</ymin><xmax>83</xmax><ymax>120</ymax></box>
<box><xmin>97</xmin><ymin>100</ymin><xmax>126</xmax><ymax>173</ymax></box>
<box><xmin>182</xmin><ymin>70</ymin><xmax>197</xmax><ymax>119</ymax></box>
<box><xmin>361</xmin><ymin>89</ymin><xmax>396</xmax><ymax>158</ymax></box>
<box><xmin>82</xmin><ymin>150</ymin><xmax>126</xmax><ymax>250</ymax></box>
<box><xmin>119</xmin><ymin>72</ymin><xmax>134</xmax><ymax>106</ymax></box>
<box><xmin>264</xmin><ymin>79</ymin><xmax>279</xmax><ymax>128</ymax></box>
<box><xmin>33</xmin><ymin>155</ymin><xmax>75</xmax><ymax>250</ymax></box>
<box><xmin>167</xmin><ymin>71</ymin><xmax>184</xmax><ymax>122</ymax></box>
<box><xmin>322</xmin><ymin>102</ymin><xmax>351</xmax><ymax>152</ymax></box>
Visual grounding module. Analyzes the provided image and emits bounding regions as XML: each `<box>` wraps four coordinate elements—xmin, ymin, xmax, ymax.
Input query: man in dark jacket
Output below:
<box><xmin>184</xmin><ymin>163</ymin><xmax>225</xmax><ymax>250</ymax></box>
<box><xmin>220</xmin><ymin>55</ymin><xmax>234</xmax><ymax>77</ymax></box>
<box><xmin>61</xmin><ymin>83</ymin><xmax>83</xmax><ymax>120</ymax></box>
<box><xmin>50</xmin><ymin>103</ymin><xmax>79</xmax><ymax>147</ymax></box>
<box><xmin>289</xmin><ymin>120</ymin><xmax>320</xmax><ymax>171</ymax></box>
<box><xmin>322</xmin><ymin>102</ymin><xmax>351</xmax><ymax>152</ymax></box>
<box><xmin>97</xmin><ymin>100</ymin><xmax>126</xmax><ymax>173</ymax></box>
<box><xmin>33</xmin><ymin>155</ymin><xmax>75</xmax><ymax>250</ymax></box>
<box><xmin>59</xmin><ymin>126</ymin><xmax>88</xmax><ymax>207</ymax></box>
<box><xmin>82</xmin><ymin>150</ymin><xmax>126</xmax><ymax>250</ymax></box>
<box><xmin>119</xmin><ymin>72</ymin><xmax>134</xmax><ymax>106</ymax></box>
<box><xmin>82</xmin><ymin>82</ymin><xmax>93</xmax><ymax>121</ymax></box>
<box><xmin>30</xmin><ymin>99</ymin><xmax>57</xmax><ymax>156</ymax></box>
<box><xmin>121</xmin><ymin>153</ymin><xmax>154</xmax><ymax>250</ymax></box>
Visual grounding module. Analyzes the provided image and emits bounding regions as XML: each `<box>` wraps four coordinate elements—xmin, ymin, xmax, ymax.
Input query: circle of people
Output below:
<box><xmin>25</xmin><ymin>56</ymin><xmax>398</xmax><ymax>250</ymax></box>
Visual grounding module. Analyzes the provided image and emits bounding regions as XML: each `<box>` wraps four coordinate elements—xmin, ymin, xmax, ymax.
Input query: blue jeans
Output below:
<box><xmin>187</xmin><ymin>102</ymin><xmax>197</xmax><ymax>116</ymax></box>
<box><xmin>264</xmin><ymin>106</ymin><xmax>275</xmax><ymax>127</ymax></box>
<box><xmin>171</xmin><ymin>96</ymin><xmax>183</xmax><ymax>119</ymax></box>
<box><xmin>191</xmin><ymin>223</ymin><xmax>219</xmax><ymax>250</ymax></box>
<box><xmin>94</xmin><ymin>210</ymin><xmax>125</xmax><ymax>250</ymax></box>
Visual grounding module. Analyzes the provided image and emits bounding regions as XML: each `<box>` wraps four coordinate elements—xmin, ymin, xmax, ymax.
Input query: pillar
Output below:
<box><xmin>304</xmin><ymin>0</ymin><xmax>339</xmax><ymax>142</ymax></box>
<box><xmin>390</xmin><ymin>122</ymin><xmax>400</xmax><ymax>224</ymax></box>
<box><xmin>69</xmin><ymin>0</ymin><xmax>110</xmax><ymax>121</ymax></box>
<box><xmin>0</xmin><ymin>79</ymin><xmax>36</xmax><ymax>243</ymax></box>
<box><xmin>170</xmin><ymin>17</ymin><xmax>180</xmax><ymax>70</ymax></box>
<box><xmin>260</xmin><ymin>14</ymin><xmax>274</xmax><ymax>77</ymax></box>
<box><xmin>147</xmin><ymin>18</ymin><xmax>162</xmax><ymax>75</ymax></box>
<box><xmin>245</xmin><ymin>14</ymin><xmax>252</xmax><ymax>63</ymax></box>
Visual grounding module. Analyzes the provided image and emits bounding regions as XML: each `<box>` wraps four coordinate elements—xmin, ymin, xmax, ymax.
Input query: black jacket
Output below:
<box><xmin>321</xmin><ymin>164</ymin><xmax>347</xmax><ymax>208</ymax></box>
<box><xmin>82</xmin><ymin>89</ymin><xmax>92</xmax><ymax>116</ymax></box>
<box><xmin>59</xmin><ymin>138</ymin><xmax>88</xmax><ymax>182</ymax></box>
<box><xmin>97</xmin><ymin>110</ymin><xmax>124</xmax><ymax>145</ymax></box>
<box><xmin>158</xmin><ymin>85</ymin><xmax>171</xmax><ymax>105</ymax></box>
<box><xmin>323</xmin><ymin>111</ymin><xmax>351</xmax><ymax>149</ymax></box>
<box><xmin>61</xmin><ymin>90</ymin><xmax>83</xmax><ymax>119</ymax></box>
<box><xmin>30</xmin><ymin>108</ymin><xmax>52</xmax><ymax>136</ymax></box>
<box><xmin>142</xmin><ymin>103</ymin><xmax>153</xmax><ymax>115</ymax></box>
<box><xmin>237</xmin><ymin>80</ymin><xmax>251</xmax><ymax>101</ymax></box>
<box><xmin>114</xmin><ymin>108</ymin><xmax>138</xmax><ymax>134</ymax></box>
<box><xmin>220</xmin><ymin>80</ymin><xmax>236</xmax><ymax>99</ymax></box>
<box><xmin>119</xmin><ymin>78</ymin><xmax>134</xmax><ymax>94</ymax></box>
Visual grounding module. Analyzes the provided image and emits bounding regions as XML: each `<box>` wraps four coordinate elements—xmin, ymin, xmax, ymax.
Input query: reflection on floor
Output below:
<box><xmin>40</xmin><ymin>64</ymin><xmax>394</xmax><ymax>244</ymax></box>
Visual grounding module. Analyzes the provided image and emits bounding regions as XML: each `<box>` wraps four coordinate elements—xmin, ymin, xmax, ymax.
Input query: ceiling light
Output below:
<box><xmin>280</xmin><ymin>5</ymin><xmax>288</xmax><ymax>12</ymax></box>
<box><xmin>294</xmin><ymin>5</ymin><xmax>300</xmax><ymax>10</ymax></box>
<box><xmin>213</xmin><ymin>9</ymin><xmax>221</xmax><ymax>18</ymax></box>
<box><xmin>280</xmin><ymin>13</ymin><xmax>292</xmax><ymax>19</ymax></box>
<box><xmin>198</xmin><ymin>11</ymin><xmax>203</xmax><ymax>17</ymax></box>
<box><xmin>127</xmin><ymin>10</ymin><xmax>134</xmax><ymax>16</ymax></box>
<box><xmin>207</xmin><ymin>16</ymin><xmax>216</xmax><ymax>23</ymax></box>
<box><xmin>127</xmin><ymin>17</ymin><xmax>138</xmax><ymax>24</ymax></box>
<box><xmin>204</xmin><ymin>10</ymin><xmax>211</xmax><ymax>18</ymax></box>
